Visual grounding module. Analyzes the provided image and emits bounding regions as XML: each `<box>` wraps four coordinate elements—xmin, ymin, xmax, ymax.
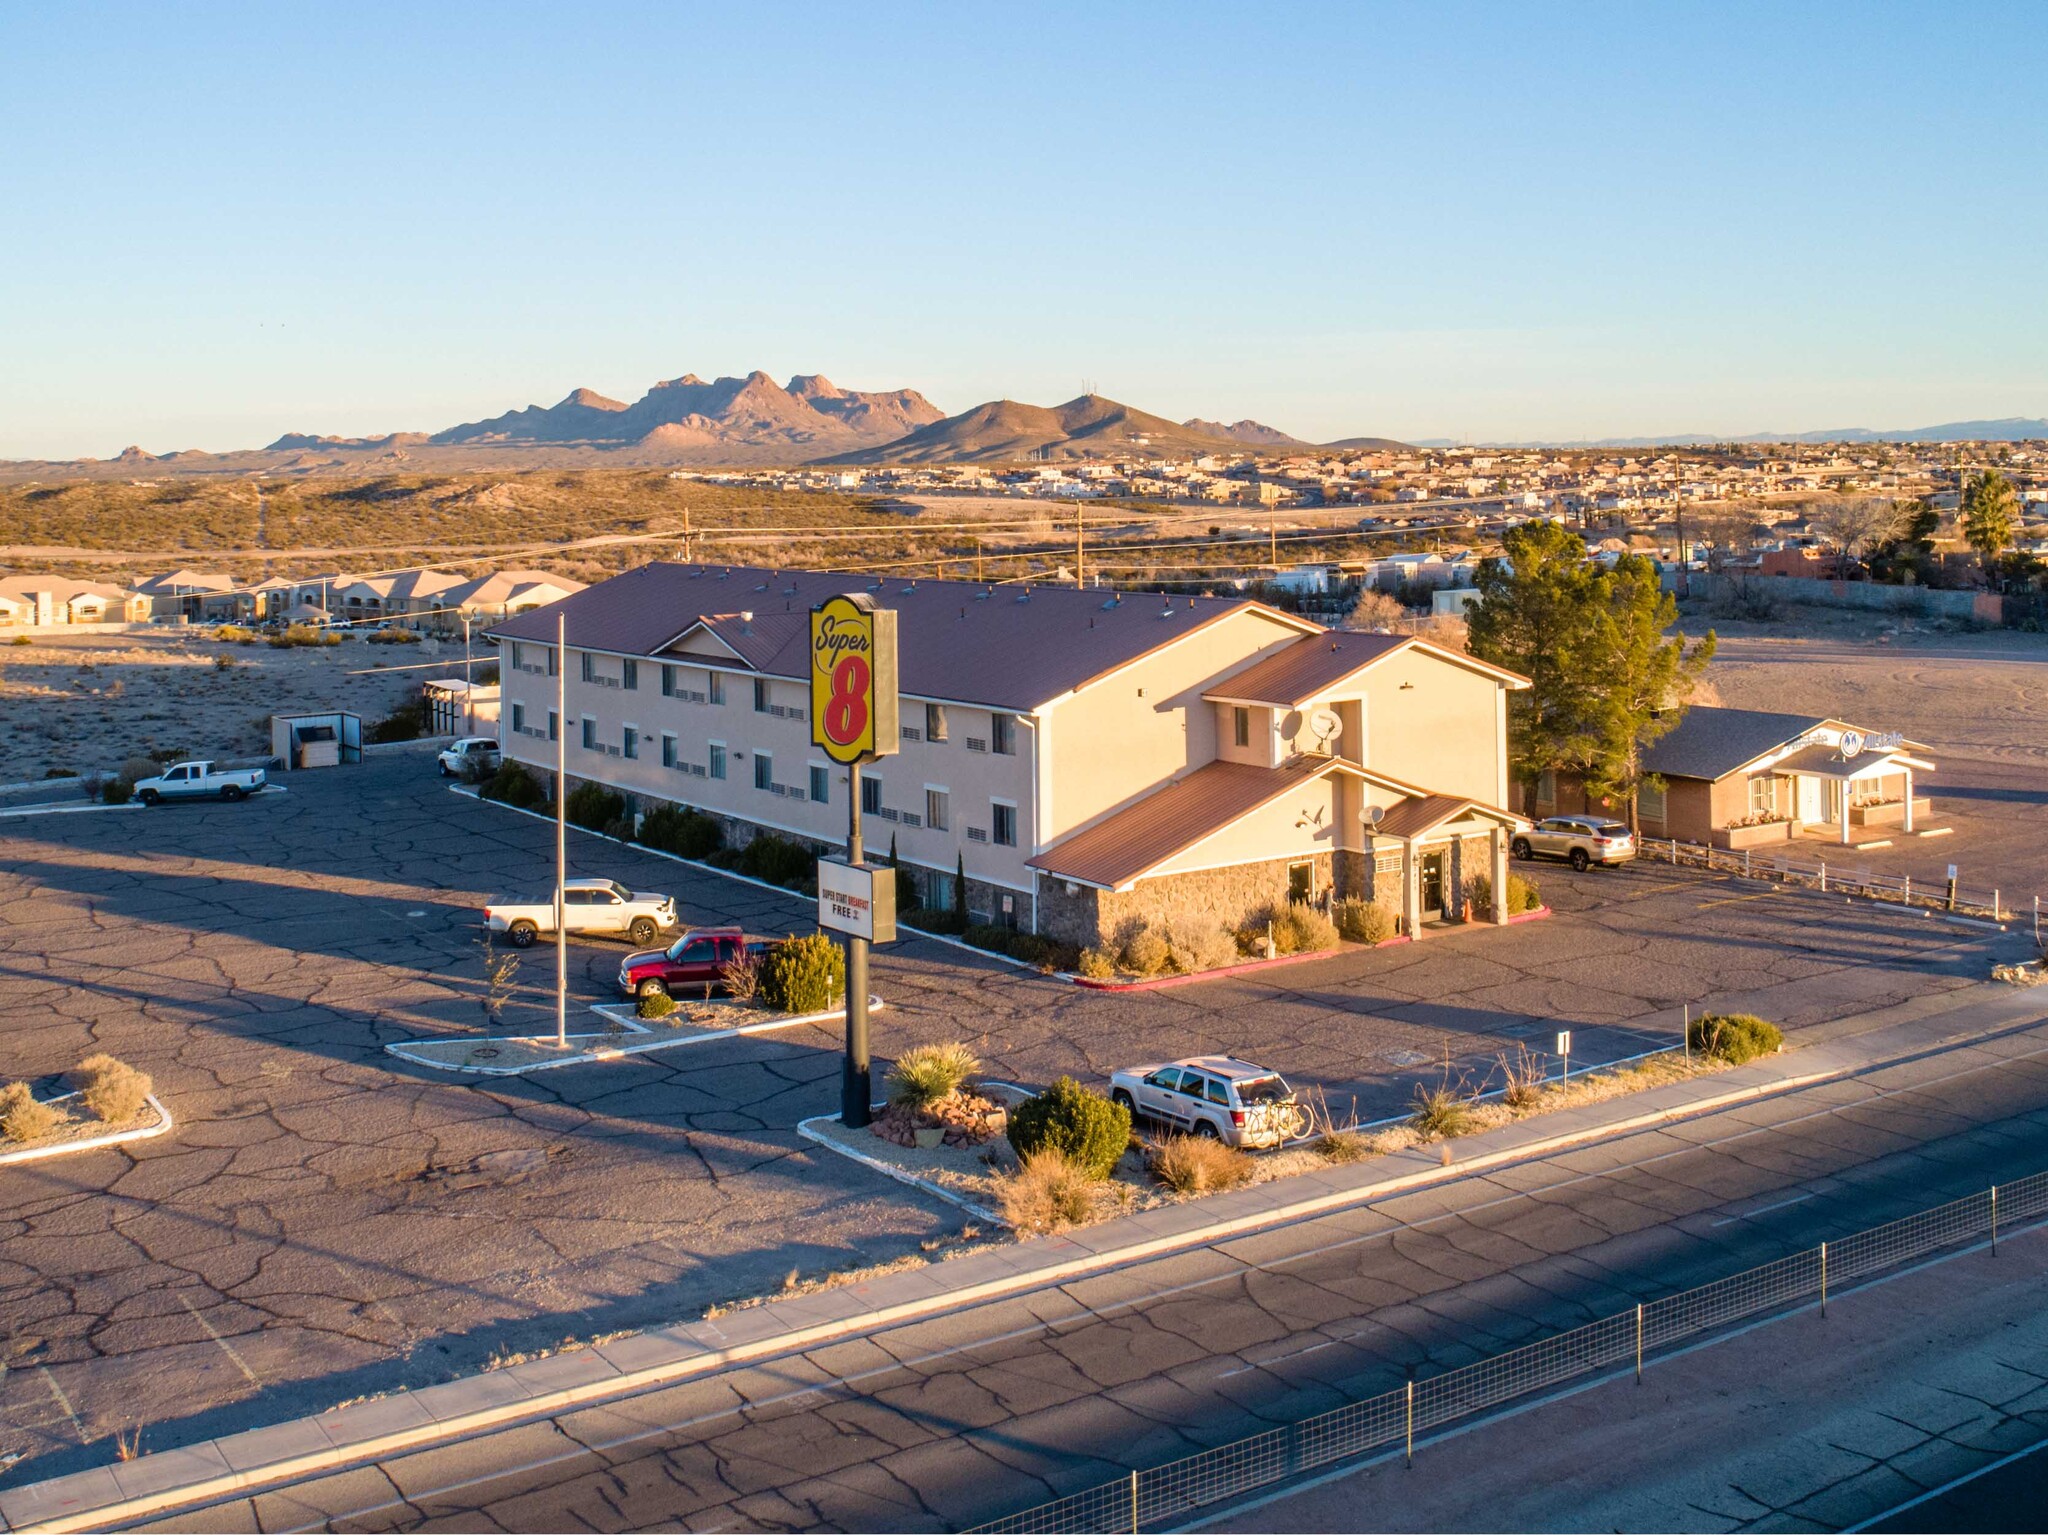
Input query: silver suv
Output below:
<box><xmin>1513</xmin><ymin>815</ymin><xmax>1635</xmax><ymax>871</ymax></box>
<box><xmin>1108</xmin><ymin>1056</ymin><xmax>1308</xmax><ymax>1148</ymax></box>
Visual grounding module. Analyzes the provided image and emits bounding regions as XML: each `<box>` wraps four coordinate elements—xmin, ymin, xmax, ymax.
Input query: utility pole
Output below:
<box><xmin>975</xmin><ymin>537</ymin><xmax>984</xmax><ymax>582</ymax></box>
<box><xmin>1075</xmin><ymin>501</ymin><xmax>1085</xmax><ymax>587</ymax></box>
<box><xmin>554</xmin><ymin>610</ymin><xmax>568</xmax><ymax>1050</ymax></box>
<box><xmin>681</xmin><ymin>503</ymin><xmax>691</xmax><ymax>561</ymax></box>
<box><xmin>462</xmin><ymin>614</ymin><xmax>475</xmax><ymax>737</ymax></box>
<box><xmin>1269</xmin><ymin>501</ymin><xmax>1278</xmax><ymax>569</ymax></box>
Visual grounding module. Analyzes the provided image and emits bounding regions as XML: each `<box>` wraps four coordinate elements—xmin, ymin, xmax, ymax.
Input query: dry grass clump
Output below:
<box><xmin>996</xmin><ymin>1148</ymin><xmax>1098</xmax><ymax>1234</ymax></box>
<box><xmin>1165</xmin><ymin>920</ymin><xmax>1239</xmax><ymax>974</ymax></box>
<box><xmin>1120</xmin><ymin>926</ymin><xmax>1170</xmax><ymax>976</ymax></box>
<box><xmin>1332</xmin><ymin>897</ymin><xmax>1399</xmax><ymax>944</ymax></box>
<box><xmin>1248</xmin><ymin>903</ymin><xmax>1340</xmax><ymax>955</ymax></box>
<box><xmin>1314</xmin><ymin>1129</ymin><xmax>1373</xmax><ymax>1163</ymax></box>
<box><xmin>1076</xmin><ymin>946</ymin><xmax>1116</xmax><ymax>980</ymax></box>
<box><xmin>1148</xmin><ymin>1134</ymin><xmax>1255</xmax><ymax>1194</ymax></box>
<box><xmin>1408</xmin><ymin>1082</ymin><xmax>1477</xmax><ymax>1141</ymax></box>
<box><xmin>69</xmin><ymin>1054</ymin><xmax>151</xmax><ymax>1122</ymax></box>
<box><xmin>1</xmin><ymin>1081</ymin><xmax>66</xmax><ymax>1144</ymax></box>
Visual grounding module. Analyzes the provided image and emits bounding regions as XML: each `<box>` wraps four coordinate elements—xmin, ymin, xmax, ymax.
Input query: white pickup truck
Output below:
<box><xmin>133</xmin><ymin>760</ymin><xmax>269</xmax><ymax>806</ymax></box>
<box><xmin>485</xmin><ymin>877</ymin><xmax>679</xmax><ymax>948</ymax></box>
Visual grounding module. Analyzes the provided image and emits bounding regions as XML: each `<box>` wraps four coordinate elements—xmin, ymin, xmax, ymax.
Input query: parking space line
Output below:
<box><xmin>37</xmin><ymin>1367</ymin><xmax>83</xmax><ymax>1440</ymax></box>
<box><xmin>1696</xmin><ymin>888</ymin><xmax>1782</xmax><ymax>910</ymax></box>
<box><xmin>179</xmin><ymin>1295</ymin><xmax>261</xmax><ymax>1384</ymax></box>
<box><xmin>1710</xmin><ymin>1191</ymin><xmax>1816</xmax><ymax>1227</ymax></box>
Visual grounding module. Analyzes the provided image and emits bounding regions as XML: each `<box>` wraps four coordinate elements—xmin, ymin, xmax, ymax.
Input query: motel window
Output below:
<box><xmin>661</xmin><ymin>733</ymin><xmax>677</xmax><ymax>769</ymax></box>
<box><xmin>708</xmin><ymin>672</ymin><xmax>725</xmax><ymax>706</ymax></box>
<box><xmin>547</xmin><ymin>710</ymin><xmax>559</xmax><ymax>742</ymax></box>
<box><xmin>581</xmin><ymin>651</ymin><xmax>595</xmax><ymax>683</ymax></box>
<box><xmin>510</xmin><ymin>642</ymin><xmax>525</xmax><ymax>671</ymax></box>
<box><xmin>660</xmin><ymin>664</ymin><xmax>676</xmax><ymax>698</ymax></box>
<box><xmin>1749</xmin><ymin>775</ymin><xmax>1780</xmax><ymax>815</ymax></box>
<box><xmin>861</xmin><ymin>774</ymin><xmax>883</xmax><ymax>815</ymax></box>
<box><xmin>510</xmin><ymin>702</ymin><xmax>525</xmax><ymax>734</ymax></box>
<box><xmin>926</xmin><ymin>788</ymin><xmax>949</xmax><ymax>832</ymax></box>
<box><xmin>1536</xmin><ymin>770</ymin><xmax>1556</xmax><ymax>806</ymax></box>
<box><xmin>581</xmin><ymin>717</ymin><xmax>597</xmax><ymax>751</ymax></box>
<box><xmin>991</xmin><ymin>713</ymin><xmax>1016</xmax><ymax>755</ymax></box>
<box><xmin>1639</xmin><ymin>781</ymin><xmax>1666</xmax><ymax>822</ymax></box>
<box><xmin>754</xmin><ymin>678</ymin><xmax>770</xmax><ymax>713</ymax></box>
<box><xmin>709</xmin><ymin>743</ymin><xmax>726</xmax><ymax>780</ymax></box>
<box><xmin>926</xmin><ymin>703</ymin><xmax>948</xmax><ymax>742</ymax></box>
<box><xmin>991</xmin><ymin>801</ymin><xmax>1017</xmax><ymax>847</ymax></box>
<box><xmin>622</xmin><ymin>659</ymin><xmax>639</xmax><ymax>692</ymax></box>
<box><xmin>754</xmin><ymin>752</ymin><xmax>774</xmax><ymax>791</ymax></box>
<box><xmin>810</xmin><ymin>764</ymin><xmax>830</xmax><ymax>804</ymax></box>
<box><xmin>622</xmin><ymin>726</ymin><xmax>638</xmax><ymax>760</ymax></box>
<box><xmin>546</xmin><ymin>646</ymin><xmax>559</xmax><ymax>677</ymax></box>
<box><xmin>1233</xmin><ymin>706</ymin><xmax>1250</xmax><ymax>748</ymax></box>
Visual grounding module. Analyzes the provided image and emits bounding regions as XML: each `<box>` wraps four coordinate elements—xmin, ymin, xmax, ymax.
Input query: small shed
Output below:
<box><xmin>271</xmin><ymin>711</ymin><xmax>364</xmax><ymax>770</ymax></box>
<box><xmin>422</xmin><ymin>678</ymin><xmax>500</xmax><ymax>736</ymax></box>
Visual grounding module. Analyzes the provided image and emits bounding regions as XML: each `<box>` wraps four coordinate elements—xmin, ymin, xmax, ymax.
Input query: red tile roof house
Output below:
<box><xmin>489</xmin><ymin>564</ymin><xmax>1531</xmax><ymax>948</ymax></box>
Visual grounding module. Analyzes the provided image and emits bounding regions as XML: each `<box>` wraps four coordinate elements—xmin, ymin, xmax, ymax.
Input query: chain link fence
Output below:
<box><xmin>968</xmin><ymin>1170</ymin><xmax>2048</xmax><ymax>1533</ymax></box>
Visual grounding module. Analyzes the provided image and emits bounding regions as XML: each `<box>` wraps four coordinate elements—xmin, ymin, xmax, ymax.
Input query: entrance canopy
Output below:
<box><xmin>1762</xmin><ymin>743</ymin><xmax>1935</xmax><ymax>782</ymax></box>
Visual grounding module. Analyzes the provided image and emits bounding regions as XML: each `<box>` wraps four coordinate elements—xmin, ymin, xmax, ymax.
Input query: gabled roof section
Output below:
<box><xmin>488</xmin><ymin>562</ymin><xmax>1309</xmax><ymax>711</ymax></box>
<box><xmin>1204</xmin><ymin>631</ymin><xmax>1529</xmax><ymax>707</ymax></box>
<box><xmin>1641</xmin><ymin>706</ymin><xmax>1829</xmax><ymax>781</ymax></box>
<box><xmin>1371</xmin><ymin>792</ymin><xmax>1520</xmax><ymax>841</ymax></box>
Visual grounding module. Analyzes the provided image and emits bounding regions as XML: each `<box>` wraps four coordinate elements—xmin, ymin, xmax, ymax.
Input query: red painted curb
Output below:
<box><xmin>1506</xmin><ymin>905</ymin><xmax>1554</xmax><ymax>924</ymax></box>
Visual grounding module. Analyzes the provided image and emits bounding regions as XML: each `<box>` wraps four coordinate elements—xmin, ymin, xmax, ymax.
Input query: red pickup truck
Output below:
<box><xmin>618</xmin><ymin>926</ymin><xmax>774</xmax><ymax>1000</ymax></box>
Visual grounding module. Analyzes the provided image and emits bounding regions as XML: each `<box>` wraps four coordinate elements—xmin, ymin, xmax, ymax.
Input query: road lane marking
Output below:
<box><xmin>1711</xmin><ymin>1191</ymin><xmax>1816</xmax><ymax>1227</ymax></box>
<box><xmin>179</xmin><ymin>1294</ymin><xmax>261</xmax><ymax>1384</ymax></box>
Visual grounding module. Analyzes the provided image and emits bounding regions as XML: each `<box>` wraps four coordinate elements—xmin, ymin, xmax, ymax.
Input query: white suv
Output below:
<box><xmin>1108</xmin><ymin>1056</ymin><xmax>1307</xmax><ymax>1148</ymax></box>
<box><xmin>1513</xmin><ymin>815</ymin><xmax>1635</xmax><ymax>871</ymax></box>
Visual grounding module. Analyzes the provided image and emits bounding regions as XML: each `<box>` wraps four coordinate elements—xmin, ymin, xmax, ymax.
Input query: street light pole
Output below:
<box><xmin>555</xmin><ymin>610</ymin><xmax>568</xmax><ymax>1051</ymax></box>
<box><xmin>463</xmin><ymin>614</ymin><xmax>475</xmax><ymax>737</ymax></box>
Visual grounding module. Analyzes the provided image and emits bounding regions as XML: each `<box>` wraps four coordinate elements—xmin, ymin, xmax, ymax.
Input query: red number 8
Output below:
<box><xmin>825</xmin><ymin>655</ymin><xmax>869</xmax><ymax>745</ymax></box>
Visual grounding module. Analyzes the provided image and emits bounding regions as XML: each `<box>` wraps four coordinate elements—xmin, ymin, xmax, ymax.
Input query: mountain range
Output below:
<box><xmin>1416</xmin><ymin>417</ymin><xmax>2048</xmax><ymax>449</ymax></box>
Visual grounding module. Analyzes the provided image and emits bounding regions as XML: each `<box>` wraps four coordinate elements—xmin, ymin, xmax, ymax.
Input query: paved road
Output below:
<box><xmin>142</xmin><ymin>1001</ymin><xmax>2048</xmax><ymax>1532</ymax></box>
<box><xmin>3</xmin><ymin>754</ymin><xmax>2006</xmax><ymax>1487</ymax></box>
<box><xmin>1868</xmin><ymin>1438</ymin><xmax>2048</xmax><ymax>1533</ymax></box>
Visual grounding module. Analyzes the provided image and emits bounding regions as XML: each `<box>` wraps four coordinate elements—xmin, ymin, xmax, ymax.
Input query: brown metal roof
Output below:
<box><xmin>1373</xmin><ymin>793</ymin><xmax>1489</xmax><ymax>840</ymax></box>
<box><xmin>1203</xmin><ymin>631</ymin><xmax>1529</xmax><ymax>707</ymax></box>
<box><xmin>1028</xmin><ymin>757</ymin><xmax>1338</xmax><ymax>890</ymax></box>
<box><xmin>487</xmin><ymin>563</ymin><xmax>1312</xmax><ymax>711</ymax></box>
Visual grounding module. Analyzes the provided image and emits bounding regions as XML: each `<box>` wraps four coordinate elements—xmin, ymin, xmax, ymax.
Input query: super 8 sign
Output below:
<box><xmin>809</xmin><ymin>594</ymin><xmax>899</xmax><ymax>765</ymax></box>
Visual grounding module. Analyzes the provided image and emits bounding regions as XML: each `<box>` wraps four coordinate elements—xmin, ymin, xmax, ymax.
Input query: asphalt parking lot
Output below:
<box><xmin>0</xmin><ymin>751</ymin><xmax>2020</xmax><ymax>1483</ymax></box>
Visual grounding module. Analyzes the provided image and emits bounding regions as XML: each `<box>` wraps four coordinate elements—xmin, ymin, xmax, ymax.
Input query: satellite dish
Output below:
<box><xmin>1362</xmin><ymin>803</ymin><xmax>1386</xmax><ymax>830</ymax></box>
<box><xmin>1308</xmin><ymin>707</ymin><xmax>1343</xmax><ymax>747</ymax></box>
<box><xmin>1838</xmin><ymin>729</ymin><xmax>1866</xmax><ymax>760</ymax></box>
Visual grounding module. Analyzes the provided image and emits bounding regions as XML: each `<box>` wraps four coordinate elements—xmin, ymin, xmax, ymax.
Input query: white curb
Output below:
<box><xmin>0</xmin><ymin>1094</ymin><xmax>174</xmax><ymax>1168</ymax></box>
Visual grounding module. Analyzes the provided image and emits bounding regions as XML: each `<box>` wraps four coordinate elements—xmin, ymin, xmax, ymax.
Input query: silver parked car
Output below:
<box><xmin>1108</xmin><ymin>1056</ymin><xmax>1308</xmax><ymax>1148</ymax></box>
<box><xmin>1513</xmin><ymin>815</ymin><xmax>1635</xmax><ymax>871</ymax></box>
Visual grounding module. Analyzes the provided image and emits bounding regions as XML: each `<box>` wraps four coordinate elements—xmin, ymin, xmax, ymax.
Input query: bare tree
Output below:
<box><xmin>1340</xmin><ymin>588</ymin><xmax>1406</xmax><ymax>631</ymax></box>
<box><xmin>1807</xmin><ymin>497</ymin><xmax>1908</xmax><ymax>571</ymax></box>
<box><xmin>1688</xmin><ymin>507</ymin><xmax>1760</xmax><ymax>573</ymax></box>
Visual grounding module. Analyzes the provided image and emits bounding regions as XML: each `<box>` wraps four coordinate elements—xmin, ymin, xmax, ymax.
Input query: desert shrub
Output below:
<box><xmin>367</xmin><ymin>627</ymin><xmax>421</xmax><ymax>644</ymax></box>
<box><xmin>758</xmin><ymin>932</ymin><xmax>845</xmax><ymax>1013</ymax></box>
<box><xmin>1165</xmin><ymin>920</ymin><xmax>1239</xmax><ymax>974</ymax></box>
<box><xmin>906</xmin><ymin>906</ymin><xmax>968</xmax><ymax>935</ymax></box>
<box><xmin>1269</xmin><ymin>903</ymin><xmax>1339</xmax><ymax>955</ymax></box>
<box><xmin>0</xmin><ymin>1081</ymin><xmax>65</xmax><ymax>1143</ymax></box>
<box><xmin>479</xmin><ymin>761</ymin><xmax>546</xmax><ymax>810</ymax></box>
<box><xmin>888</xmin><ymin>1042</ymin><xmax>981</xmax><ymax>1107</ymax></box>
<box><xmin>1006</xmin><ymin>1076</ymin><xmax>1130</xmax><ymax>1180</ymax></box>
<box><xmin>212</xmin><ymin>624</ymin><xmax>258</xmax><ymax>643</ymax></box>
<box><xmin>1467</xmin><ymin>871</ymin><xmax>1542</xmax><ymax>915</ymax></box>
<box><xmin>1688</xmin><ymin>1012</ymin><xmax>1783</xmax><ymax>1064</ymax></box>
<box><xmin>98</xmin><ymin>778</ymin><xmax>134</xmax><ymax>806</ymax></box>
<box><xmin>1332</xmin><ymin>897</ymin><xmax>1398</xmax><ymax>944</ymax></box>
<box><xmin>1498</xmin><ymin>1044</ymin><xmax>1548</xmax><ymax>1109</ymax></box>
<box><xmin>117</xmin><ymin>756</ymin><xmax>159</xmax><ymax>788</ymax></box>
<box><xmin>962</xmin><ymin>923</ymin><xmax>1011</xmax><ymax>953</ymax></box>
<box><xmin>1120</xmin><ymin>925</ymin><xmax>1171</xmax><ymax>976</ymax></box>
<box><xmin>636</xmin><ymin>802</ymin><xmax>725</xmax><ymax>859</ymax></box>
<box><xmin>1315</xmin><ymin>1130</ymin><xmax>1372</xmax><ymax>1164</ymax></box>
<box><xmin>1076</xmin><ymin>946</ymin><xmax>1116</xmax><ymax>980</ymax></box>
<box><xmin>564</xmin><ymin>781</ymin><xmax>626</xmax><ymax>832</ymax></box>
<box><xmin>1409</xmin><ymin>1082</ymin><xmax>1475</xmax><ymax>1141</ymax></box>
<box><xmin>69</xmin><ymin>1054</ymin><xmax>151</xmax><ymax>1123</ymax></box>
<box><xmin>719</xmin><ymin>953</ymin><xmax>760</xmax><ymax>1002</ymax></box>
<box><xmin>212</xmin><ymin>653</ymin><xmax>238</xmax><ymax>672</ymax></box>
<box><xmin>8</xmin><ymin>633</ymin><xmax>30</xmax><ymax>646</ymax></box>
<box><xmin>368</xmin><ymin>697</ymin><xmax>427</xmax><ymax>743</ymax></box>
<box><xmin>737</xmin><ymin>833</ymin><xmax>813</xmax><ymax>889</ymax></box>
<box><xmin>1148</xmin><ymin>1134</ymin><xmax>1255</xmax><ymax>1195</ymax></box>
<box><xmin>997</xmin><ymin>1148</ymin><xmax>1098</xmax><ymax>1235</ymax></box>
<box><xmin>637</xmin><ymin>989</ymin><xmax>677</xmax><ymax>1020</ymax></box>
<box><xmin>269</xmin><ymin>623</ymin><xmax>338</xmax><ymax>648</ymax></box>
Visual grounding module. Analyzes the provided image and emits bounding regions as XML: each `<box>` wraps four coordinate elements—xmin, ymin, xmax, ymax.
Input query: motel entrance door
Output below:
<box><xmin>1419</xmin><ymin>850</ymin><xmax>1447</xmax><ymax>921</ymax></box>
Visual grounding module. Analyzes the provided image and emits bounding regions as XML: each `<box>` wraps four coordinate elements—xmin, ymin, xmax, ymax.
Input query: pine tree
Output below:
<box><xmin>1962</xmin><ymin>470</ymin><xmax>2019</xmax><ymax>571</ymax></box>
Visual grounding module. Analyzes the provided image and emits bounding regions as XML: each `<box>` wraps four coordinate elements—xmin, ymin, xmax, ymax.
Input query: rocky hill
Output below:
<box><xmin>828</xmin><ymin>395</ymin><xmax>1252</xmax><ymax>465</ymax></box>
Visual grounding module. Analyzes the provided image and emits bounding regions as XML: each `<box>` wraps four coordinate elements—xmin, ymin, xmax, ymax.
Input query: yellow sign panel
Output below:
<box><xmin>809</xmin><ymin>594</ymin><xmax>898</xmax><ymax>765</ymax></box>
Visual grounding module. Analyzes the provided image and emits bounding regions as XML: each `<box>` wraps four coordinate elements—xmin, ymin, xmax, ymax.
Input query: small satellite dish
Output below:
<box><xmin>1838</xmin><ymin>729</ymin><xmax>1866</xmax><ymax>760</ymax></box>
<box><xmin>1362</xmin><ymin>803</ymin><xmax>1386</xmax><ymax>829</ymax></box>
<box><xmin>1308</xmin><ymin>707</ymin><xmax>1343</xmax><ymax>746</ymax></box>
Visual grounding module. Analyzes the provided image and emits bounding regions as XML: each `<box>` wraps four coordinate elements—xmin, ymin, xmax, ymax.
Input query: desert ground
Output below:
<box><xmin>0</xmin><ymin>630</ymin><xmax>456</xmax><ymax>784</ymax></box>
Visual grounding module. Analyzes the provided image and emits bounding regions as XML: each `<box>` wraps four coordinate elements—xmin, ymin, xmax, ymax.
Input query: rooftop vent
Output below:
<box><xmin>1101</xmin><ymin>596</ymin><xmax>1121</xmax><ymax>609</ymax></box>
<box><xmin>739</xmin><ymin>610</ymin><xmax>754</xmax><ymax>625</ymax></box>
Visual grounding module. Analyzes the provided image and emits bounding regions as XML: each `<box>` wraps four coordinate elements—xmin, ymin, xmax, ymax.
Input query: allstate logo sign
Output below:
<box><xmin>810</xmin><ymin>594</ymin><xmax>899</xmax><ymax>765</ymax></box>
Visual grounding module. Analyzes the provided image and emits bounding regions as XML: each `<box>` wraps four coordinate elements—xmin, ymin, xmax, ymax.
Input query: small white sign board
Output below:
<box><xmin>817</xmin><ymin>857</ymin><xmax>898</xmax><ymax>944</ymax></box>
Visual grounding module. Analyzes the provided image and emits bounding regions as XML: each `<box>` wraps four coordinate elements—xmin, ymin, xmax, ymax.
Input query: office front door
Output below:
<box><xmin>1420</xmin><ymin>850</ymin><xmax>1446</xmax><ymax>917</ymax></box>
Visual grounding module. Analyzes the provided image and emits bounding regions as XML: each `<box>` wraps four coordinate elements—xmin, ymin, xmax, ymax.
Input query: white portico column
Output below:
<box><xmin>1839</xmin><ymin>780</ymin><xmax>1851</xmax><ymax>846</ymax></box>
<box><xmin>1490</xmin><ymin>826</ymin><xmax>1510</xmax><ymax>924</ymax></box>
<box><xmin>1902</xmin><ymin>767</ymin><xmax>1915</xmax><ymax>832</ymax></box>
<box><xmin>1401</xmin><ymin>838</ymin><xmax>1421</xmax><ymax>939</ymax></box>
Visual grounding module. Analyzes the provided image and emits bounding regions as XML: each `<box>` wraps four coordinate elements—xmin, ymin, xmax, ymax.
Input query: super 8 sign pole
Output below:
<box><xmin>811</xmin><ymin>594</ymin><xmax>899</xmax><ymax>1129</ymax></box>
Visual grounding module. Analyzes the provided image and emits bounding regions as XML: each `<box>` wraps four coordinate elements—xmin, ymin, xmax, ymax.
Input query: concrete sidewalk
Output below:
<box><xmin>7</xmin><ymin>980</ymin><xmax>2046</xmax><ymax>1533</ymax></box>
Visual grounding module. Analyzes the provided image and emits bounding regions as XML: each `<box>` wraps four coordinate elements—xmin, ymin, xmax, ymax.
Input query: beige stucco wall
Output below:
<box><xmin>1148</xmin><ymin>776</ymin><xmax>1350</xmax><ymax>881</ymax></box>
<box><xmin>1356</xmin><ymin>649</ymin><xmax>1505</xmax><ymax>803</ymax></box>
<box><xmin>1039</xmin><ymin>609</ymin><xmax>1305</xmax><ymax>842</ymax></box>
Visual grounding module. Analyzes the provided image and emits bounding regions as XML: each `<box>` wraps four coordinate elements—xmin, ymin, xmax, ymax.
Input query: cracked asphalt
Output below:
<box><xmin>0</xmin><ymin>752</ymin><xmax>2014</xmax><ymax>1492</ymax></box>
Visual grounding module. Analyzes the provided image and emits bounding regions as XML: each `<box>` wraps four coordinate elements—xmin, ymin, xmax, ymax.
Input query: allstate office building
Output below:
<box><xmin>490</xmin><ymin>564</ymin><xmax>1533</xmax><ymax>946</ymax></box>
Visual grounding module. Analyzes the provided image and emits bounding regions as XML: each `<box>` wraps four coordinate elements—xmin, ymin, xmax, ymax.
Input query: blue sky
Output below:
<box><xmin>4</xmin><ymin>2</ymin><xmax>2045</xmax><ymax>457</ymax></box>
